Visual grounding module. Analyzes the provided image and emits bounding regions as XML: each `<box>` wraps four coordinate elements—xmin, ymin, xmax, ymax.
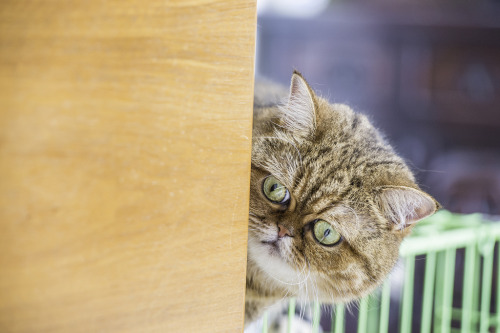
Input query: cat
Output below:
<box><xmin>246</xmin><ymin>71</ymin><xmax>440</xmax><ymax>326</ymax></box>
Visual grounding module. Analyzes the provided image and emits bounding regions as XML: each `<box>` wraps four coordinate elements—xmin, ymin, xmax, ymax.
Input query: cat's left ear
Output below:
<box><xmin>377</xmin><ymin>186</ymin><xmax>440</xmax><ymax>231</ymax></box>
<box><xmin>278</xmin><ymin>70</ymin><xmax>317</xmax><ymax>139</ymax></box>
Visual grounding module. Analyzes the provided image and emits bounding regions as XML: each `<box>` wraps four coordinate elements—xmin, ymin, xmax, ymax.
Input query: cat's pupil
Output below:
<box><xmin>270</xmin><ymin>183</ymin><xmax>278</xmax><ymax>192</ymax></box>
<box><xmin>324</xmin><ymin>229</ymin><xmax>331</xmax><ymax>237</ymax></box>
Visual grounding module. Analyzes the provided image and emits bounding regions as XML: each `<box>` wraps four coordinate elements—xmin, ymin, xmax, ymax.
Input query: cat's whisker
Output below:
<box><xmin>329</xmin><ymin>290</ymin><xmax>335</xmax><ymax>308</ymax></box>
<box><xmin>298</xmin><ymin>298</ymin><xmax>305</xmax><ymax>321</ymax></box>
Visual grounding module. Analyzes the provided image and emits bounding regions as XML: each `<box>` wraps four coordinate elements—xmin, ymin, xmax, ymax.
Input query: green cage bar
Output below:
<box><xmin>479</xmin><ymin>238</ymin><xmax>495</xmax><ymax>333</ymax></box>
<box><xmin>334</xmin><ymin>303</ymin><xmax>345</xmax><ymax>333</ymax></box>
<box><xmin>461</xmin><ymin>244</ymin><xmax>476</xmax><ymax>333</ymax></box>
<box><xmin>262</xmin><ymin>312</ymin><xmax>268</xmax><ymax>333</ymax></box>
<box><xmin>400</xmin><ymin>255</ymin><xmax>415</xmax><ymax>333</ymax></box>
<box><xmin>367</xmin><ymin>293</ymin><xmax>380</xmax><ymax>331</ymax></box>
<box><xmin>378</xmin><ymin>279</ymin><xmax>391</xmax><ymax>333</ymax></box>
<box><xmin>420</xmin><ymin>251</ymin><xmax>436</xmax><ymax>333</ymax></box>
<box><xmin>497</xmin><ymin>242</ymin><xmax>500</xmax><ymax>330</ymax></box>
<box><xmin>287</xmin><ymin>298</ymin><xmax>296</xmax><ymax>333</ymax></box>
<box><xmin>312</xmin><ymin>302</ymin><xmax>321</xmax><ymax>333</ymax></box>
<box><xmin>441</xmin><ymin>248</ymin><xmax>457</xmax><ymax>333</ymax></box>
<box><xmin>472</xmin><ymin>248</ymin><xmax>481</xmax><ymax>330</ymax></box>
<box><xmin>433</xmin><ymin>251</ymin><xmax>445</xmax><ymax>333</ymax></box>
<box><xmin>357</xmin><ymin>295</ymin><xmax>369</xmax><ymax>333</ymax></box>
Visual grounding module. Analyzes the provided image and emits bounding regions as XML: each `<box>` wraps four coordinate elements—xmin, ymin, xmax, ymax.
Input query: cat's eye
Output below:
<box><xmin>262</xmin><ymin>175</ymin><xmax>290</xmax><ymax>204</ymax></box>
<box><xmin>313</xmin><ymin>220</ymin><xmax>341</xmax><ymax>246</ymax></box>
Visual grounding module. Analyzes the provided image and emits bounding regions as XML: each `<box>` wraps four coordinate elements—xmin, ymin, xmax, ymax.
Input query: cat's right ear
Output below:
<box><xmin>278</xmin><ymin>71</ymin><xmax>317</xmax><ymax>139</ymax></box>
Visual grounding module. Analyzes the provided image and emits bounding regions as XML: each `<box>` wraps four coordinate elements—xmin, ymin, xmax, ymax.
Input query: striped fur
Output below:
<box><xmin>245</xmin><ymin>72</ymin><xmax>439</xmax><ymax>325</ymax></box>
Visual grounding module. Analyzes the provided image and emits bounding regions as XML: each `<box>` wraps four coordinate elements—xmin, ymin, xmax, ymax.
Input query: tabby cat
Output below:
<box><xmin>246</xmin><ymin>71</ymin><xmax>439</xmax><ymax>325</ymax></box>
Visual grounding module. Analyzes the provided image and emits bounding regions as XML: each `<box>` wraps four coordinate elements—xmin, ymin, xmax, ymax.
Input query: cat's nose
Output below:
<box><xmin>277</xmin><ymin>224</ymin><xmax>292</xmax><ymax>238</ymax></box>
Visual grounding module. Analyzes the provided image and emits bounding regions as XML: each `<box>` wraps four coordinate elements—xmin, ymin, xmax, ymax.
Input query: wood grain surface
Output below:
<box><xmin>0</xmin><ymin>1</ymin><xmax>256</xmax><ymax>332</ymax></box>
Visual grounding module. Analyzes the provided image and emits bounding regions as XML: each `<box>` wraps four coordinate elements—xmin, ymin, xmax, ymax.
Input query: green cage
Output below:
<box><xmin>257</xmin><ymin>211</ymin><xmax>500</xmax><ymax>333</ymax></box>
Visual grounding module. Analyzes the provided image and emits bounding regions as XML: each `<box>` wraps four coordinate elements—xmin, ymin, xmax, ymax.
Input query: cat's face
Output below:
<box><xmin>248</xmin><ymin>71</ymin><xmax>438</xmax><ymax>302</ymax></box>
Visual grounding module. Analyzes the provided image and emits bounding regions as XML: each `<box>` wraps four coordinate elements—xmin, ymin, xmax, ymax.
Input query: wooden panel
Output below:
<box><xmin>0</xmin><ymin>1</ymin><xmax>256</xmax><ymax>332</ymax></box>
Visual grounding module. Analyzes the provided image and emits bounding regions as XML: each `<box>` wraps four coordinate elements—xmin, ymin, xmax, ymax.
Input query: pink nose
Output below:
<box><xmin>278</xmin><ymin>224</ymin><xmax>292</xmax><ymax>238</ymax></box>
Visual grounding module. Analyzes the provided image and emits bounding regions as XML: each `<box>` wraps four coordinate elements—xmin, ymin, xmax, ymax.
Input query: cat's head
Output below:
<box><xmin>248</xmin><ymin>71</ymin><xmax>439</xmax><ymax>302</ymax></box>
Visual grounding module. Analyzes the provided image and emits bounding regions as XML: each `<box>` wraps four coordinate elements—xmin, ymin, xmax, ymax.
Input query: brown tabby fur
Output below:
<box><xmin>246</xmin><ymin>71</ymin><xmax>439</xmax><ymax>325</ymax></box>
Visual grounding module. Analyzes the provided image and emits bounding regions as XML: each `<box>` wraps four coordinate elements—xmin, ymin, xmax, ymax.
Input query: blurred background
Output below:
<box><xmin>255</xmin><ymin>0</ymin><xmax>500</xmax><ymax>216</ymax></box>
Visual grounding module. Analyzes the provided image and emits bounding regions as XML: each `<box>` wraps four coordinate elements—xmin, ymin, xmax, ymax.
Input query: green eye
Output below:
<box><xmin>313</xmin><ymin>220</ymin><xmax>341</xmax><ymax>246</ymax></box>
<box><xmin>262</xmin><ymin>175</ymin><xmax>290</xmax><ymax>204</ymax></box>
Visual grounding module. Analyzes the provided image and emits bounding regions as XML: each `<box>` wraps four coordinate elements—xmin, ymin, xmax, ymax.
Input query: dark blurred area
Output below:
<box><xmin>256</xmin><ymin>0</ymin><xmax>500</xmax><ymax>215</ymax></box>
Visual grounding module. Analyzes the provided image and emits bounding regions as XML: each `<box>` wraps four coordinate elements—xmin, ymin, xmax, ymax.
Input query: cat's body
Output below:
<box><xmin>246</xmin><ymin>72</ymin><xmax>439</xmax><ymax>325</ymax></box>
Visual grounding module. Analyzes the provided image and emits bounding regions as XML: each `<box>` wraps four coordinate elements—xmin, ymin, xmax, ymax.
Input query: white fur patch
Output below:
<box><xmin>247</xmin><ymin>237</ymin><xmax>301</xmax><ymax>285</ymax></box>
